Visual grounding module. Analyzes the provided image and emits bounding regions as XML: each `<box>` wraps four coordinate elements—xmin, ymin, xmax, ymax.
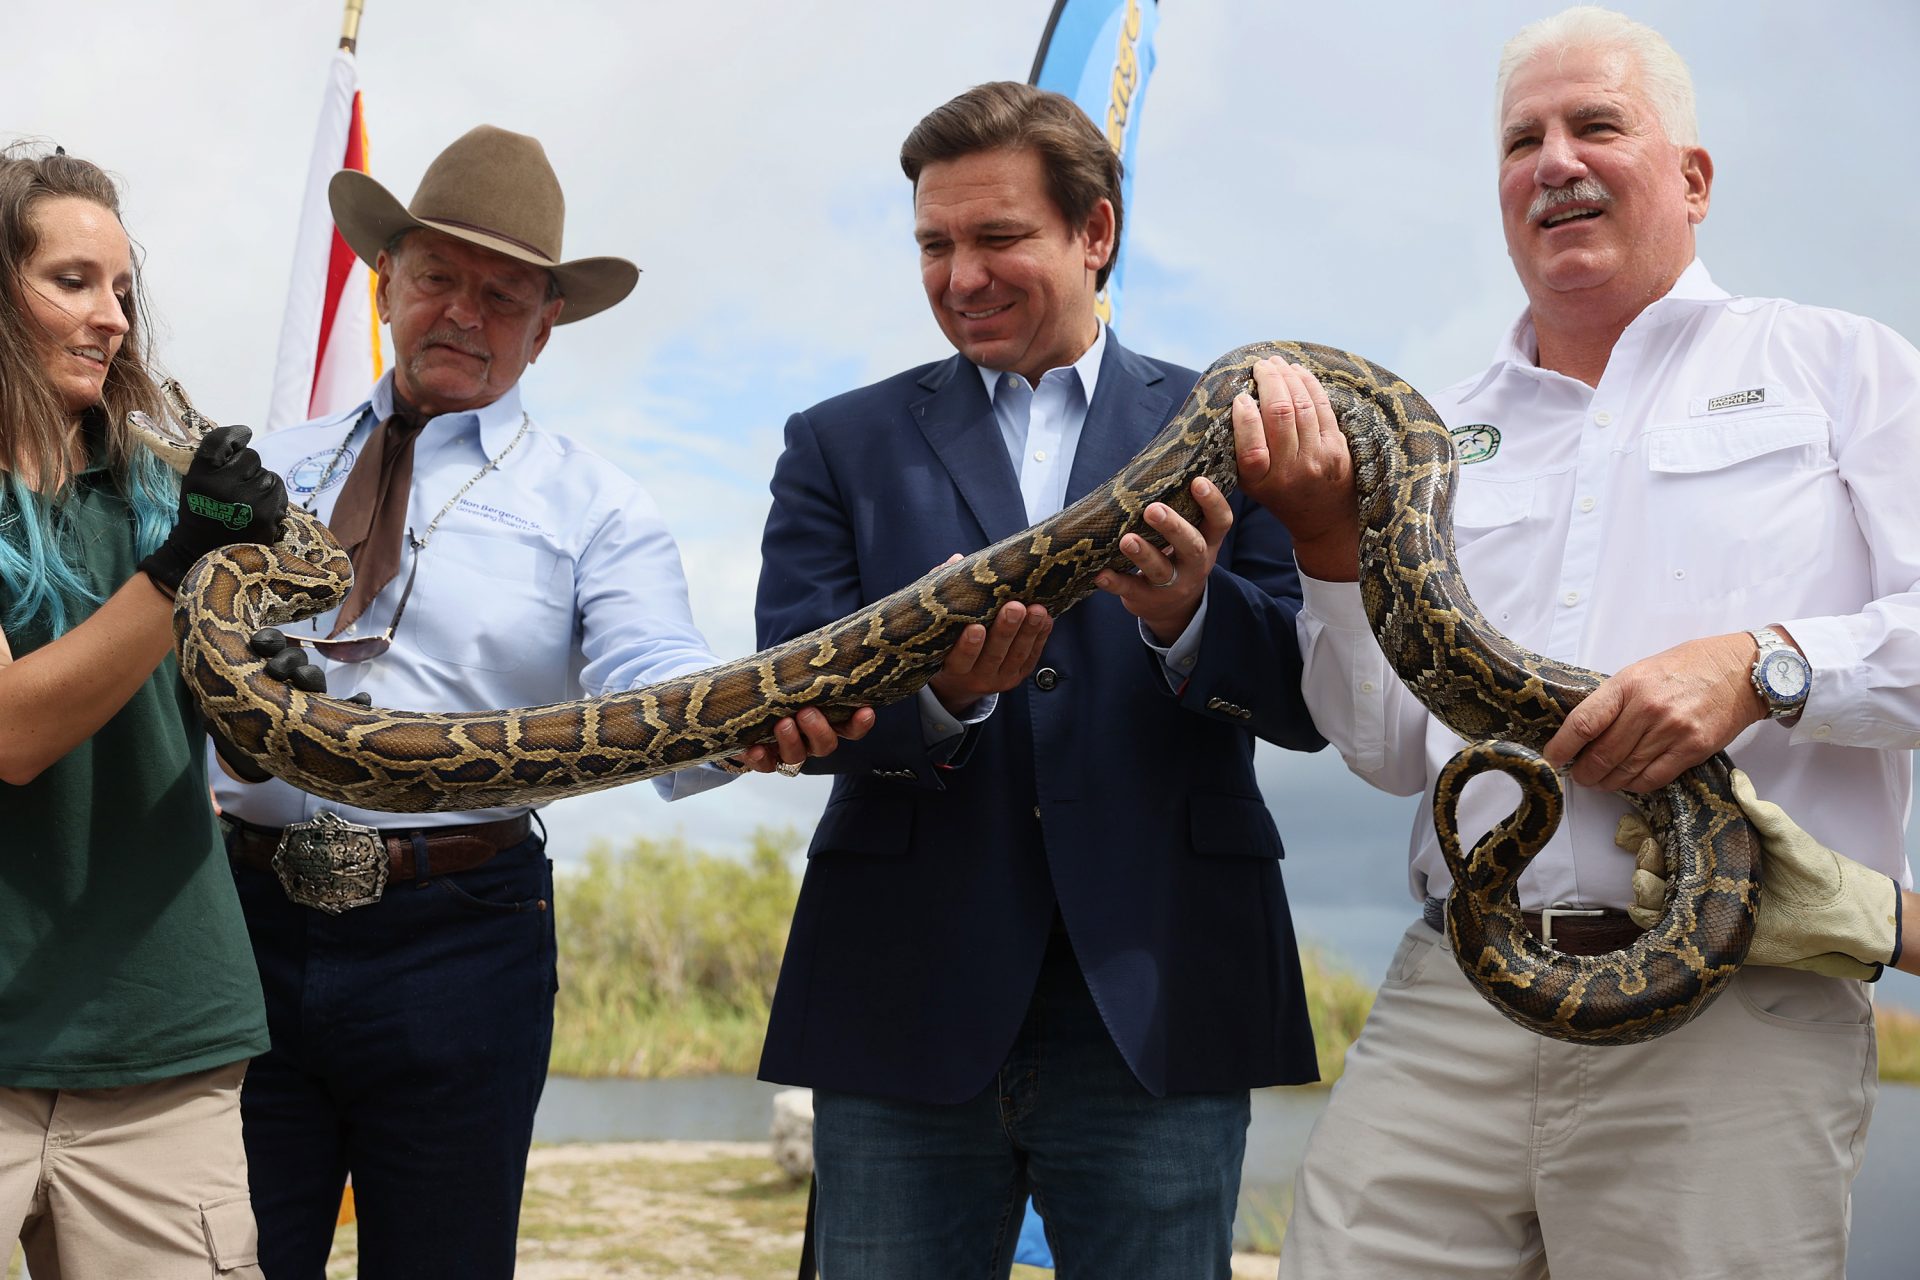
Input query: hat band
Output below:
<box><xmin>420</xmin><ymin>215</ymin><xmax>557</xmax><ymax>264</ymax></box>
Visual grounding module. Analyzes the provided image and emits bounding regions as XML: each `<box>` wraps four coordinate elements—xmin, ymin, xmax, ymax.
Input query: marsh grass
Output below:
<box><xmin>1877</xmin><ymin>1002</ymin><xmax>1920</xmax><ymax>1083</ymax></box>
<box><xmin>544</xmin><ymin>830</ymin><xmax>1920</xmax><ymax>1086</ymax></box>
<box><xmin>1297</xmin><ymin>946</ymin><xmax>1375</xmax><ymax>1084</ymax></box>
<box><xmin>550</xmin><ymin>832</ymin><xmax>800</xmax><ymax>1078</ymax></box>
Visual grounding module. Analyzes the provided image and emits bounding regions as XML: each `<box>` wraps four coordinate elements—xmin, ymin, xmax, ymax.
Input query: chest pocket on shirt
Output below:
<box><xmin>1452</xmin><ymin>477</ymin><xmax>1534</xmax><ymax>535</ymax></box>
<box><xmin>408</xmin><ymin>531</ymin><xmax>572</xmax><ymax>673</ymax></box>
<box><xmin>1643</xmin><ymin>411</ymin><xmax>1833</xmax><ymax>605</ymax></box>
<box><xmin>1449</xmin><ymin>477</ymin><xmax>1541</xmax><ymax>628</ymax></box>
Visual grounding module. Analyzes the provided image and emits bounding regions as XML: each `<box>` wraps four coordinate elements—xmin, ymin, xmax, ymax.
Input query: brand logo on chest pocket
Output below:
<box><xmin>1450</xmin><ymin>423</ymin><xmax>1501</xmax><ymax>464</ymax></box>
<box><xmin>1705</xmin><ymin>387</ymin><xmax>1766</xmax><ymax>412</ymax></box>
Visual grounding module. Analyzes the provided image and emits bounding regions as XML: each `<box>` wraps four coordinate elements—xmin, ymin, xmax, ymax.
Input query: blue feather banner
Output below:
<box><xmin>1028</xmin><ymin>0</ymin><xmax>1162</xmax><ymax>331</ymax></box>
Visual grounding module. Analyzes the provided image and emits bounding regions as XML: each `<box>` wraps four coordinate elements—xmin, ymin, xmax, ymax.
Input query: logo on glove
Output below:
<box><xmin>186</xmin><ymin>493</ymin><xmax>255</xmax><ymax>531</ymax></box>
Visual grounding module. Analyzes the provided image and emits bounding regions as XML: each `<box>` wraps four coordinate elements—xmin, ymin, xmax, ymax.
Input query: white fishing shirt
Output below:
<box><xmin>214</xmin><ymin>374</ymin><xmax>732</xmax><ymax>830</ymax></box>
<box><xmin>1299</xmin><ymin>261</ymin><xmax>1920</xmax><ymax>910</ymax></box>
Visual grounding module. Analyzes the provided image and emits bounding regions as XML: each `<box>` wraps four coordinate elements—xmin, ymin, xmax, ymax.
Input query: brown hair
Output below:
<box><xmin>900</xmin><ymin>81</ymin><xmax>1123</xmax><ymax>291</ymax></box>
<box><xmin>0</xmin><ymin>143</ymin><xmax>163</xmax><ymax>492</ymax></box>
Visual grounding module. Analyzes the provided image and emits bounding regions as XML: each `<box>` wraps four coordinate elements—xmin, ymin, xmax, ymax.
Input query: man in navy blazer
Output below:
<box><xmin>755</xmin><ymin>82</ymin><xmax>1325</xmax><ymax>1278</ymax></box>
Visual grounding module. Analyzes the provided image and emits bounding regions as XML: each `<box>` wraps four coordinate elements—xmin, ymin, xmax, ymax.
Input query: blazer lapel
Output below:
<box><xmin>912</xmin><ymin>354</ymin><xmax>1030</xmax><ymax>544</ymax></box>
<box><xmin>1065</xmin><ymin>334</ymin><xmax>1175</xmax><ymax>504</ymax></box>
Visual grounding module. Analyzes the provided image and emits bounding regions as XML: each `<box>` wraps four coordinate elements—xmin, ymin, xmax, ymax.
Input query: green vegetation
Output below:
<box><xmin>547</xmin><ymin>830</ymin><xmax>1920</xmax><ymax>1085</ymax></box>
<box><xmin>1297</xmin><ymin>946</ymin><xmax>1375</xmax><ymax>1084</ymax></box>
<box><xmin>1235</xmin><ymin>1182</ymin><xmax>1295</xmax><ymax>1256</ymax></box>
<box><xmin>548</xmin><ymin>831</ymin><xmax>1387</xmax><ymax>1082</ymax></box>
<box><xmin>551</xmin><ymin>832</ymin><xmax>800</xmax><ymax>1078</ymax></box>
<box><xmin>1879</xmin><ymin>1003</ymin><xmax>1920</xmax><ymax>1084</ymax></box>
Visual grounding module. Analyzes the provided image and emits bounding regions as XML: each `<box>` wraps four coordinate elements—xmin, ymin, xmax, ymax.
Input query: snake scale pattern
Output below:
<box><xmin>136</xmin><ymin>343</ymin><xmax>1755</xmax><ymax>1043</ymax></box>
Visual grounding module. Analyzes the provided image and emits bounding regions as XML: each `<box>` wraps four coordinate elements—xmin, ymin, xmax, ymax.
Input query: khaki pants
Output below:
<box><xmin>1</xmin><ymin>1061</ymin><xmax>262</xmax><ymax>1279</ymax></box>
<box><xmin>1279</xmin><ymin>921</ymin><xmax>1876</xmax><ymax>1280</ymax></box>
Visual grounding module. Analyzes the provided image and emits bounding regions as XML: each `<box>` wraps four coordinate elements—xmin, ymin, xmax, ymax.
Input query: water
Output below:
<box><xmin>536</xmin><ymin>1073</ymin><xmax>787</xmax><ymax>1143</ymax></box>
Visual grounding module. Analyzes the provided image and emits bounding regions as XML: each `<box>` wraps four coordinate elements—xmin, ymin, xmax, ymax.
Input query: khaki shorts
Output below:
<box><xmin>1</xmin><ymin>1060</ymin><xmax>262</xmax><ymax>1279</ymax></box>
<box><xmin>1279</xmin><ymin>920</ymin><xmax>1876</xmax><ymax>1280</ymax></box>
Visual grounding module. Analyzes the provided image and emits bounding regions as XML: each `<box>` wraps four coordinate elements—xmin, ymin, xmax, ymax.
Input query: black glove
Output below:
<box><xmin>209</xmin><ymin>629</ymin><xmax>373</xmax><ymax>784</ymax></box>
<box><xmin>139</xmin><ymin>425</ymin><xmax>288</xmax><ymax>598</ymax></box>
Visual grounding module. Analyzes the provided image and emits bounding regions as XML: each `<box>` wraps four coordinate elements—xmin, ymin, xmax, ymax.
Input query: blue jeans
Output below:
<box><xmin>230</xmin><ymin>830</ymin><xmax>556</xmax><ymax>1280</ymax></box>
<box><xmin>811</xmin><ymin>930</ymin><xmax>1250</xmax><ymax>1280</ymax></box>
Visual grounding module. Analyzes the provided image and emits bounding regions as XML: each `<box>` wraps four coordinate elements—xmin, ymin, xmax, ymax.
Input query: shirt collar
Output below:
<box><xmin>366</xmin><ymin>372</ymin><xmax>528</xmax><ymax>456</ymax></box>
<box><xmin>973</xmin><ymin>321</ymin><xmax>1107</xmax><ymax>407</ymax></box>
<box><xmin>1457</xmin><ymin>259</ymin><xmax>1731</xmax><ymax>405</ymax></box>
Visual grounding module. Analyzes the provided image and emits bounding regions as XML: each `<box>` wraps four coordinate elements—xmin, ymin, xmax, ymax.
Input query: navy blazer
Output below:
<box><xmin>754</xmin><ymin>335</ymin><xmax>1325</xmax><ymax>1104</ymax></box>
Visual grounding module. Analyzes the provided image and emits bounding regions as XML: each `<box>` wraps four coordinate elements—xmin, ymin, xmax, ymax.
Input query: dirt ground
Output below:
<box><xmin>322</xmin><ymin>1140</ymin><xmax>1279</xmax><ymax>1280</ymax></box>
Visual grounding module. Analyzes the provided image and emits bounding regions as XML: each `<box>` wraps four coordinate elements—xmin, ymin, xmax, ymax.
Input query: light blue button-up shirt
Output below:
<box><xmin>213</xmin><ymin>373</ymin><xmax>732</xmax><ymax>829</ymax></box>
<box><xmin>980</xmin><ymin>322</ymin><xmax>1108</xmax><ymax>526</ymax></box>
<box><xmin>919</xmin><ymin>326</ymin><xmax>1206</xmax><ymax>744</ymax></box>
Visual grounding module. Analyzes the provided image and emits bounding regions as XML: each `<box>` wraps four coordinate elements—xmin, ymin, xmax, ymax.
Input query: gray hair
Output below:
<box><xmin>1496</xmin><ymin>6</ymin><xmax>1699</xmax><ymax>149</ymax></box>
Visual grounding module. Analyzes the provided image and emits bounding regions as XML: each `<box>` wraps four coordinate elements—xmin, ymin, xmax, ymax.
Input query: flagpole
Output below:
<box><xmin>268</xmin><ymin>0</ymin><xmax>379</xmax><ymax>428</ymax></box>
<box><xmin>341</xmin><ymin>0</ymin><xmax>366</xmax><ymax>53</ymax></box>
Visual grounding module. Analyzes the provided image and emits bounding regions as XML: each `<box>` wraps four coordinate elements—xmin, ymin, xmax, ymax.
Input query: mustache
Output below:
<box><xmin>1526</xmin><ymin>178</ymin><xmax>1613</xmax><ymax>223</ymax></box>
<box><xmin>415</xmin><ymin>331</ymin><xmax>489</xmax><ymax>360</ymax></box>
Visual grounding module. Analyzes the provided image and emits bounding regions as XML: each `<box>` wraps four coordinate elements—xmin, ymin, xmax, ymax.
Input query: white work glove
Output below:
<box><xmin>1615</xmin><ymin>768</ymin><xmax>1902</xmax><ymax>981</ymax></box>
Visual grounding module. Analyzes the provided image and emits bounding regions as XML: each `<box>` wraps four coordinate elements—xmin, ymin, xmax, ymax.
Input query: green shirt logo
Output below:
<box><xmin>1450</xmin><ymin>423</ymin><xmax>1501</xmax><ymax>464</ymax></box>
<box><xmin>185</xmin><ymin>493</ymin><xmax>254</xmax><ymax>531</ymax></box>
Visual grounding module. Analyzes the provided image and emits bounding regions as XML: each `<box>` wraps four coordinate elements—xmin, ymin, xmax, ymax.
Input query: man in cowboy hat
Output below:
<box><xmin>215</xmin><ymin>124</ymin><xmax>870</xmax><ymax>1280</ymax></box>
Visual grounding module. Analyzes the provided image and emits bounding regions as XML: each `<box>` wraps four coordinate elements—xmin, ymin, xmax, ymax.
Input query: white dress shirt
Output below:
<box><xmin>214</xmin><ymin>374</ymin><xmax>732</xmax><ymax>829</ymax></box>
<box><xmin>1299</xmin><ymin>261</ymin><xmax>1920</xmax><ymax>910</ymax></box>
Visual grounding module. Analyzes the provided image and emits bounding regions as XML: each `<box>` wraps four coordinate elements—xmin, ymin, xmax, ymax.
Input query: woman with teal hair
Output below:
<box><xmin>0</xmin><ymin>144</ymin><xmax>287</xmax><ymax>1277</ymax></box>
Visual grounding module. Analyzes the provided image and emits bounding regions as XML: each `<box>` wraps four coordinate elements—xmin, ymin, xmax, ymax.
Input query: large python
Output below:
<box><xmin>133</xmin><ymin>343</ymin><xmax>1755</xmax><ymax>1044</ymax></box>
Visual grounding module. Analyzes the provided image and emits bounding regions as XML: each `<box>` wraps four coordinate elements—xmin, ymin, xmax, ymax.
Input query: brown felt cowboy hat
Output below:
<box><xmin>328</xmin><ymin>124</ymin><xmax>638</xmax><ymax>324</ymax></box>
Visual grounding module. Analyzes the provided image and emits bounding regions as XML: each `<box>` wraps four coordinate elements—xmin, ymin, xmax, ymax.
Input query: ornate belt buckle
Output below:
<box><xmin>273</xmin><ymin>812</ymin><xmax>389</xmax><ymax>914</ymax></box>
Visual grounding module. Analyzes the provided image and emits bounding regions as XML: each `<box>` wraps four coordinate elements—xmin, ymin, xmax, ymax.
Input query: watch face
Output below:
<box><xmin>1763</xmin><ymin>652</ymin><xmax>1811</xmax><ymax>700</ymax></box>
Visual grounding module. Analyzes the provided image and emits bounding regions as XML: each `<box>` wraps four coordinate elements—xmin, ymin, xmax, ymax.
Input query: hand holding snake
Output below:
<box><xmin>1093</xmin><ymin>475</ymin><xmax>1230</xmax><ymax>645</ymax></box>
<box><xmin>133</xmin><ymin>344</ymin><xmax>1757</xmax><ymax>1045</ymax></box>
<box><xmin>1230</xmin><ymin>349</ymin><xmax>1757</xmax><ymax>1045</ymax></box>
<box><xmin>1543</xmin><ymin>630</ymin><xmax>1768</xmax><ymax>792</ymax></box>
<box><xmin>1231</xmin><ymin>357</ymin><xmax>1361</xmax><ymax>583</ymax></box>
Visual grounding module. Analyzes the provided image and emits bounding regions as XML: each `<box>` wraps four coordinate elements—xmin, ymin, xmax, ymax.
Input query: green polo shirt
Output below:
<box><xmin>0</xmin><ymin>469</ymin><xmax>267</xmax><ymax>1087</ymax></box>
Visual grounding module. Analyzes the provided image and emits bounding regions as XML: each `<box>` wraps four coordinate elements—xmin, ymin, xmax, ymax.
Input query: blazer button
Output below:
<box><xmin>1033</xmin><ymin>667</ymin><xmax>1059</xmax><ymax>692</ymax></box>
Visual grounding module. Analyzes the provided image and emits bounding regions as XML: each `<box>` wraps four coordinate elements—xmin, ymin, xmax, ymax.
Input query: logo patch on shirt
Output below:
<box><xmin>1706</xmin><ymin>387</ymin><xmax>1766</xmax><ymax>412</ymax></box>
<box><xmin>288</xmin><ymin>447</ymin><xmax>357</xmax><ymax>496</ymax></box>
<box><xmin>1450</xmin><ymin>423</ymin><xmax>1501</xmax><ymax>464</ymax></box>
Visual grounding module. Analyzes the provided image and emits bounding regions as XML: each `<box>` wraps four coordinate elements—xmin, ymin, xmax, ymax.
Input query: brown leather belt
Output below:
<box><xmin>1424</xmin><ymin>897</ymin><xmax>1643</xmax><ymax>956</ymax></box>
<box><xmin>1519</xmin><ymin>908</ymin><xmax>1642</xmax><ymax>956</ymax></box>
<box><xmin>228</xmin><ymin>814</ymin><xmax>532</xmax><ymax>883</ymax></box>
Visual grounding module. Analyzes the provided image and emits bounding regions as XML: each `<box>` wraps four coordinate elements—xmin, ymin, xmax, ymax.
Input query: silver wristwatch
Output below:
<box><xmin>1749</xmin><ymin>626</ymin><xmax>1812</xmax><ymax>721</ymax></box>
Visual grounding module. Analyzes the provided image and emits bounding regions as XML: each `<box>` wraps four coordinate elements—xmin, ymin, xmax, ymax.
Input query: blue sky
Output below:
<box><xmin>8</xmin><ymin>0</ymin><xmax>1919</xmax><ymax>992</ymax></box>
